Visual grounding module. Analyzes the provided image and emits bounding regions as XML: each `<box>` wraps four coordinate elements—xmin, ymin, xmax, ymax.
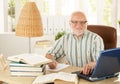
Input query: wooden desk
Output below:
<box><xmin>0</xmin><ymin>66</ymin><xmax>120</xmax><ymax>84</ymax></box>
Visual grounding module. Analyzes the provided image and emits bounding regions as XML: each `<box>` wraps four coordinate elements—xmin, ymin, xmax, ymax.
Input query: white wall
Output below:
<box><xmin>0</xmin><ymin>33</ymin><xmax>28</xmax><ymax>58</ymax></box>
<box><xmin>0</xmin><ymin>33</ymin><xmax>54</xmax><ymax>58</ymax></box>
<box><xmin>0</xmin><ymin>33</ymin><xmax>120</xmax><ymax>58</ymax></box>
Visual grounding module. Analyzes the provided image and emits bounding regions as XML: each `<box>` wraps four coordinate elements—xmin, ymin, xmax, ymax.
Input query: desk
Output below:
<box><xmin>0</xmin><ymin>66</ymin><xmax>120</xmax><ymax>84</ymax></box>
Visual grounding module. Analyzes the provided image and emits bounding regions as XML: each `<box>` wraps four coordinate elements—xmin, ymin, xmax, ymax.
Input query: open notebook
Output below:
<box><xmin>73</xmin><ymin>48</ymin><xmax>120</xmax><ymax>81</ymax></box>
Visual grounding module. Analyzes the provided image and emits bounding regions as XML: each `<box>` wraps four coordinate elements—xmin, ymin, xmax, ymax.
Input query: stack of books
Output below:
<box><xmin>7</xmin><ymin>53</ymin><xmax>52</xmax><ymax>77</ymax></box>
<box><xmin>9</xmin><ymin>62</ymin><xmax>45</xmax><ymax>77</ymax></box>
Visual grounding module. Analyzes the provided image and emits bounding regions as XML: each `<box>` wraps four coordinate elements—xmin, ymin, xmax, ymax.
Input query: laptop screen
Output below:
<box><xmin>91</xmin><ymin>48</ymin><xmax>120</xmax><ymax>78</ymax></box>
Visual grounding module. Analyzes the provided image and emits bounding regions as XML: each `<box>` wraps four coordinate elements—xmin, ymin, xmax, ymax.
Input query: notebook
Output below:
<box><xmin>73</xmin><ymin>48</ymin><xmax>120</xmax><ymax>81</ymax></box>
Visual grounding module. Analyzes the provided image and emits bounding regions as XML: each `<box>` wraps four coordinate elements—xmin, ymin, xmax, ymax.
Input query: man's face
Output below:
<box><xmin>70</xmin><ymin>13</ymin><xmax>87</xmax><ymax>36</ymax></box>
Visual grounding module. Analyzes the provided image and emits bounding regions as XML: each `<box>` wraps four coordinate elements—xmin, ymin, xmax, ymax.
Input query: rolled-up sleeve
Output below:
<box><xmin>47</xmin><ymin>37</ymin><xmax>65</xmax><ymax>59</ymax></box>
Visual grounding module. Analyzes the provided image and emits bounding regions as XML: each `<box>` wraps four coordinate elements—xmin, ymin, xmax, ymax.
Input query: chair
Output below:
<box><xmin>0</xmin><ymin>81</ymin><xmax>3</xmax><ymax>84</ymax></box>
<box><xmin>87</xmin><ymin>25</ymin><xmax>117</xmax><ymax>50</ymax></box>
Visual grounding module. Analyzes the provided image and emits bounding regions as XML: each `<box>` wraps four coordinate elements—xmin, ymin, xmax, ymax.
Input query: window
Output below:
<box><xmin>8</xmin><ymin>0</ymin><xmax>15</xmax><ymax>32</ymax></box>
<box><xmin>8</xmin><ymin>0</ymin><xmax>29</xmax><ymax>32</ymax></box>
<box><xmin>0</xmin><ymin>0</ymin><xmax>4</xmax><ymax>32</ymax></box>
<box><xmin>1</xmin><ymin>0</ymin><xmax>120</xmax><ymax>34</ymax></box>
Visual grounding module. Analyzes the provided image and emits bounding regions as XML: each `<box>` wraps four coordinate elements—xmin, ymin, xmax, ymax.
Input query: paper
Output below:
<box><xmin>46</xmin><ymin>63</ymin><xmax>69</xmax><ymax>72</ymax></box>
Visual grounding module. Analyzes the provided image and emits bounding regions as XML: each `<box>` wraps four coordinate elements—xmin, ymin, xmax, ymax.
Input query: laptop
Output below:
<box><xmin>72</xmin><ymin>48</ymin><xmax>120</xmax><ymax>81</ymax></box>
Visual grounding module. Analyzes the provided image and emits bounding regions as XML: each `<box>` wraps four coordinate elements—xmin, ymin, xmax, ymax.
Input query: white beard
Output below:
<box><xmin>72</xmin><ymin>28</ymin><xmax>87</xmax><ymax>36</ymax></box>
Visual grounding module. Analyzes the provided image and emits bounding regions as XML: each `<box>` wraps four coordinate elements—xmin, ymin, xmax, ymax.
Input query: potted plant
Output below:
<box><xmin>118</xmin><ymin>20</ymin><xmax>120</xmax><ymax>26</ymax></box>
<box><xmin>55</xmin><ymin>31</ymin><xmax>66</xmax><ymax>41</ymax></box>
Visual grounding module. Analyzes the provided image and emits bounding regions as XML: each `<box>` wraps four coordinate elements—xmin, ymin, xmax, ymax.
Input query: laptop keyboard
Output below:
<box><xmin>72</xmin><ymin>71</ymin><xmax>92</xmax><ymax>78</ymax></box>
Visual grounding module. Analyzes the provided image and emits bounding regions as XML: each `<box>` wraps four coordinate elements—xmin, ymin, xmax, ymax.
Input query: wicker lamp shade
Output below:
<box><xmin>16</xmin><ymin>2</ymin><xmax>43</xmax><ymax>37</ymax></box>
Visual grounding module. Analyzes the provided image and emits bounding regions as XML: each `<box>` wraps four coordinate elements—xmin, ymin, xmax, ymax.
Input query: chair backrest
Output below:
<box><xmin>87</xmin><ymin>25</ymin><xmax>117</xmax><ymax>50</ymax></box>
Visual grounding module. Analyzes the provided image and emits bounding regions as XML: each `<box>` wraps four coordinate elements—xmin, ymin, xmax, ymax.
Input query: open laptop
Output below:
<box><xmin>72</xmin><ymin>48</ymin><xmax>120</xmax><ymax>81</ymax></box>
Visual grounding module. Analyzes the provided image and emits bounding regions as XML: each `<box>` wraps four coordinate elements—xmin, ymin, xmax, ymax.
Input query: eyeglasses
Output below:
<box><xmin>70</xmin><ymin>20</ymin><xmax>87</xmax><ymax>25</ymax></box>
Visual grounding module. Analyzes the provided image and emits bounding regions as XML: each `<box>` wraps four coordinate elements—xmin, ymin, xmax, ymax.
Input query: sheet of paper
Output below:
<box><xmin>46</xmin><ymin>63</ymin><xmax>69</xmax><ymax>72</ymax></box>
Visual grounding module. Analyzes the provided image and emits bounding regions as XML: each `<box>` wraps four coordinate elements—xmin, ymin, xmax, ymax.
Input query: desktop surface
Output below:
<box><xmin>0</xmin><ymin>66</ymin><xmax>120</xmax><ymax>84</ymax></box>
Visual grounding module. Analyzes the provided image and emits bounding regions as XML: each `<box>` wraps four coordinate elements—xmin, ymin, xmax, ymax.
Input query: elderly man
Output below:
<box><xmin>46</xmin><ymin>11</ymin><xmax>104</xmax><ymax>75</ymax></box>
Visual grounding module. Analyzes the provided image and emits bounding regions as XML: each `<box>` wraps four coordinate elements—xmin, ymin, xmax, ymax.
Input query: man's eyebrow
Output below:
<box><xmin>70</xmin><ymin>19</ymin><xmax>87</xmax><ymax>21</ymax></box>
<box><xmin>70</xmin><ymin>20</ymin><xmax>87</xmax><ymax>21</ymax></box>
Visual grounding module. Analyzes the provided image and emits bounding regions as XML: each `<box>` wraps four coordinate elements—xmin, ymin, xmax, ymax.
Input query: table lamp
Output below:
<box><xmin>16</xmin><ymin>2</ymin><xmax>43</xmax><ymax>53</ymax></box>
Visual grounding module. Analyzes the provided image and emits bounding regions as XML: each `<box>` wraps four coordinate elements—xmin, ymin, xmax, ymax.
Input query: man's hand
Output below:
<box><xmin>81</xmin><ymin>62</ymin><xmax>96</xmax><ymax>75</ymax></box>
<box><xmin>45</xmin><ymin>54</ymin><xmax>57</xmax><ymax>69</ymax></box>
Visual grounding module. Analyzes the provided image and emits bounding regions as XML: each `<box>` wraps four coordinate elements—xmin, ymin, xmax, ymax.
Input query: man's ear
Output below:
<box><xmin>69</xmin><ymin>21</ymin><xmax>71</xmax><ymax>26</ymax></box>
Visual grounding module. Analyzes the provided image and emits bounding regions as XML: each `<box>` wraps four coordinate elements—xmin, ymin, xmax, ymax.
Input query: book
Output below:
<box><xmin>10</xmin><ymin>71</ymin><xmax>43</xmax><ymax>77</ymax></box>
<box><xmin>10</xmin><ymin>67</ymin><xmax>43</xmax><ymax>77</ymax></box>
<box><xmin>7</xmin><ymin>53</ymin><xmax>52</xmax><ymax>66</ymax></box>
<box><xmin>9</xmin><ymin>61</ymin><xmax>42</xmax><ymax>67</ymax></box>
<box><xmin>32</xmin><ymin>72</ymin><xmax>78</xmax><ymax>84</ymax></box>
<box><xmin>10</xmin><ymin>66</ymin><xmax>42</xmax><ymax>72</ymax></box>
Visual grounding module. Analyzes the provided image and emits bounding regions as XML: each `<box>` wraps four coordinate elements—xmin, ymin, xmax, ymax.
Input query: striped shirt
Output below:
<box><xmin>48</xmin><ymin>30</ymin><xmax>104</xmax><ymax>67</ymax></box>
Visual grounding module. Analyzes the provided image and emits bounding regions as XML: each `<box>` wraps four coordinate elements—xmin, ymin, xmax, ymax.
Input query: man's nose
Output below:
<box><xmin>76</xmin><ymin>23</ymin><xmax>83</xmax><ymax>28</ymax></box>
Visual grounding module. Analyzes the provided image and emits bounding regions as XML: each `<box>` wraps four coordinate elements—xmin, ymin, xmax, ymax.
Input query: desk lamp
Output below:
<box><xmin>16</xmin><ymin>2</ymin><xmax>43</xmax><ymax>53</ymax></box>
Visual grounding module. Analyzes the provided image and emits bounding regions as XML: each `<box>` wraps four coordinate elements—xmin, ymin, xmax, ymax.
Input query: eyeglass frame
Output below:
<box><xmin>70</xmin><ymin>20</ymin><xmax>88</xmax><ymax>25</ymax></box>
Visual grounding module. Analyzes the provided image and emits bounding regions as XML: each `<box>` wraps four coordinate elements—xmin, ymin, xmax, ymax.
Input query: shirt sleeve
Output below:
<box><xmin>47</xmin><ymin>36</ymin><xmax>65</xmax><ymax>59</ymax></box>
<box><xmin>92</xmin><ymin>35</ymin><xmax>104</xmax><ymax>61</ymax></box>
